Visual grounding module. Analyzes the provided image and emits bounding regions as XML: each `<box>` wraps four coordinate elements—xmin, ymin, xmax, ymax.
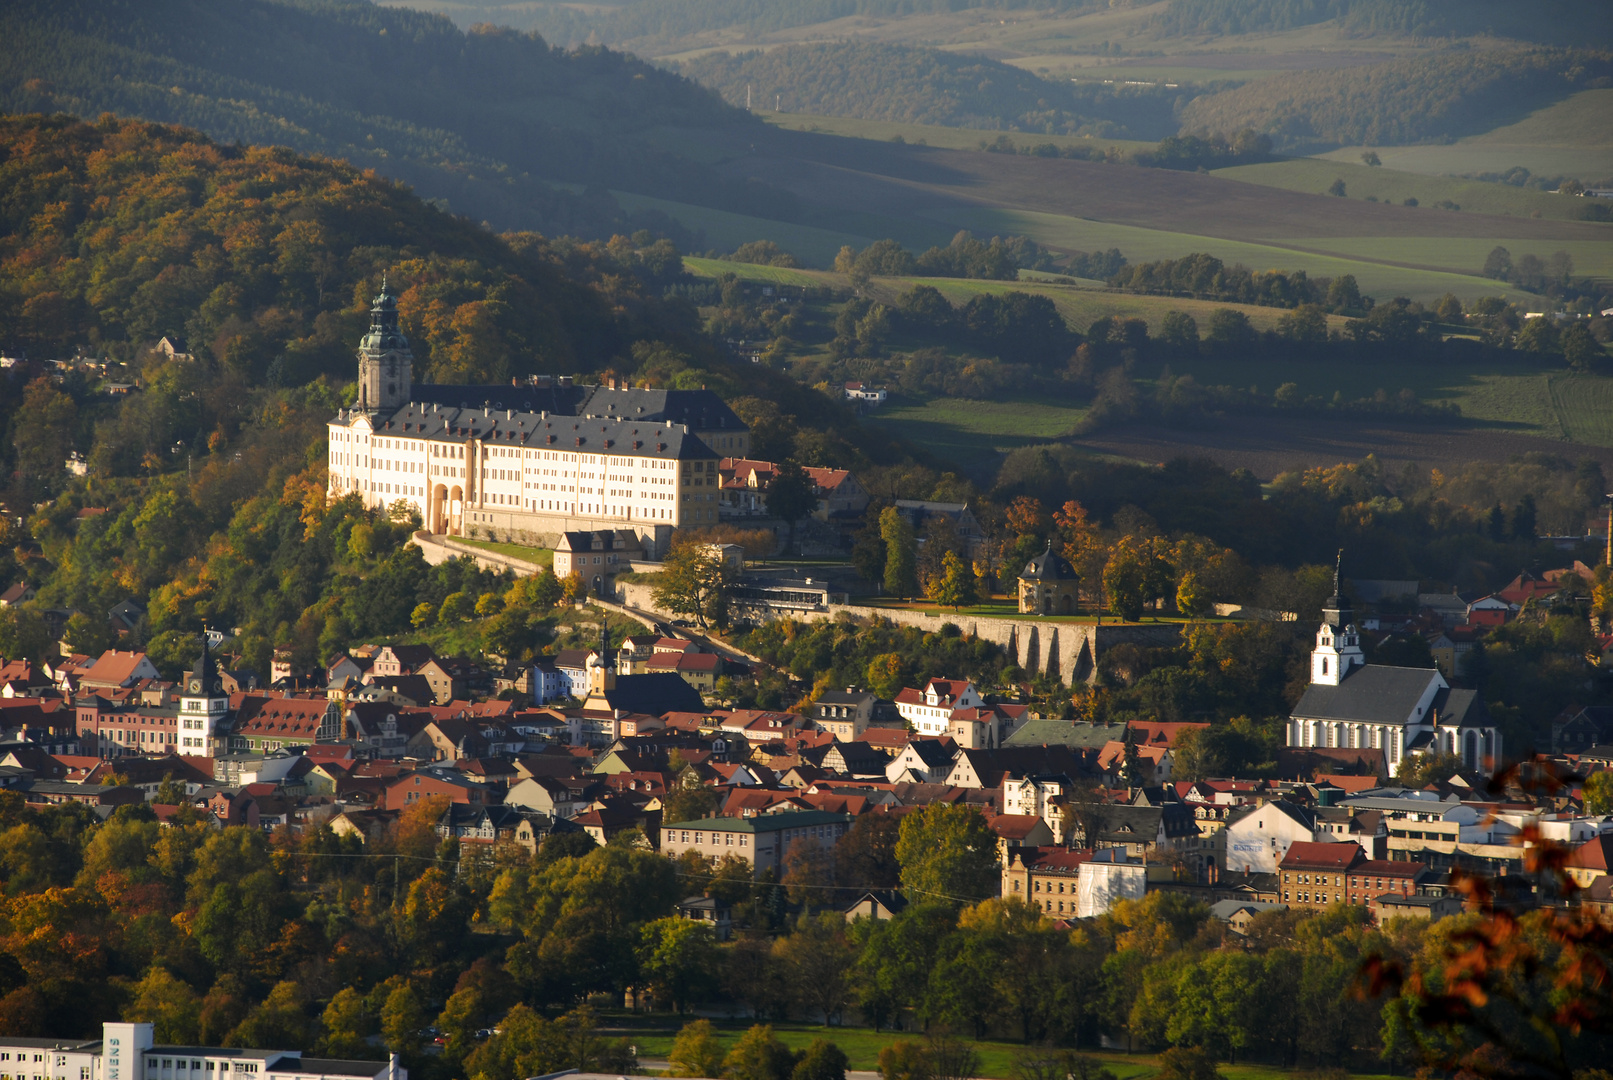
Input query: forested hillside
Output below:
<box><xmin>0</xmin><ymin>0</ymin><xmax>763</xmax><ymax>239</ymax></box>
<box><xmin>1151</xmin><ymin>0</ymin><xmax>1613</xmax><ymax>46</ymax></box>
<box><xmin>0</xmin><ymin>112</ymin><xmax>913</xmax><ymax>678</ymax></box>
<box><xmin>1180</xmin><ymin>48</ymin><xmax>1613</xmax><ymax>148</ymax></box>
<box><xmin>675</xmin><ymin>42</ymin><xmax>1186</xmax><ymax>138</ymax></box>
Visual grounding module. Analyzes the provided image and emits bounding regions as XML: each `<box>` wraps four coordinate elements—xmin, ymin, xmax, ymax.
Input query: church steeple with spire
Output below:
<box><xmin>356</xmin><ymin>274</ymin><xmax>412</xmax><ymax>416</ymax></box>
<box><xmin>1311</xmin><ymin>550</ymin><xmax>1363</xmax><ymax>686</ymax></box>
<box><xmin>180</xmin><ymin>628</ymin><xmax>231</xmax><ymax>756</ymax></box>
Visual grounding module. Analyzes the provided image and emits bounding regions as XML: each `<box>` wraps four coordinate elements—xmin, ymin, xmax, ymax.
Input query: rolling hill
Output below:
<box><xmin>0</xmin><ymin>0</ymin><xmax>762</xmax><ymax>239</ymax></box>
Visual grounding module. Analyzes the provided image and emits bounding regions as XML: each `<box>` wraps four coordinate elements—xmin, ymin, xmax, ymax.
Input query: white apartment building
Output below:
<box><xmin>0</xmin><ymin>1024</ymin><xmax>399</xmax><ymax>1080</ymax></box>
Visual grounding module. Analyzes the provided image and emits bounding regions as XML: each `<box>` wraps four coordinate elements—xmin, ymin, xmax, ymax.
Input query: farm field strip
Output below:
<box><xmin>683</xmin><ymin>257</ymin><xmax>833</xmax><ymax>286</ymax></box>
<box><xmin>607</xmin><ymin>190</ymin><xmax>877</xmax><ymax>267</ymax></box>
<box><xmin>681</xmin><ymin>257</ymin><xmax>1351</xmax><ymax>334</ymax></box>
<box><xmin>867</xmin><ymin>395</ymin><xmax>1088</xmax><ymax>470</ymax></box>
<box><xmin>1312</xmin><ymin>90</ymin><xmax>1613</xmax><ymax>181</ymax></box>
<box><xmin>934</xmin><ymin>207</ymin><xmax>1527</xmax><ymax>302</ymax></box>
<box><xmin>1213</xmin><ymin>158</ymin><xmax>1581</xmax><ymax>222</ymax></box>
<box><xmin>868</xmin><ymin>275</ymin><xmax>1348</xmax><ymax>334</ymax></box>
<box><xmin>1549</xmin><ymin>375</ymin><xmax>1613</xmax><ymax>447</ymax></box>
<box><xmin>1281</xmin><ymin>236</ymin><xmax>1613</xmax><ymax>283</ymax></box>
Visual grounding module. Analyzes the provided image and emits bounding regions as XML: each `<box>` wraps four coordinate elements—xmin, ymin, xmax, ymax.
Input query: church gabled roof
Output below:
<box><xmin>1292</xmin><ymin>665</ymin><xmax>1442</xmax><ymax>724</ymax></box>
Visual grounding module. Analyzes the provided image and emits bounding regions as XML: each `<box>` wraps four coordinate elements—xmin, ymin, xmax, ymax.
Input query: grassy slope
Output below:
<box><xmin>609</xmin><ymin>190</ymin><xmax>878</xmax><ymax>266</ymax></box>
<box><xmin>1281</xmin><ymin>236</ymin><xmax>1613</xmax><ymax>284</ymax></box>
<box><xmin>937</xmin><ymin>207</ymin><xmax>1528</xmax><ymax>303</ymax></box>
<box><xmin>870</xmin><ymin>395</ymin><xmax>1089</xmax><ymax>471</ymax></box>
<box><xmin>1311</xmin><ymin>89</ymin><xmax>1613</xmax><ymax>181</ymax></box>
<box><xmin>684</xmin><ymin>257</ymin><xmax>1351</xmax><ymax>334</ymax></box>
<box><xmin>1213</xmin><ymin>158</ymin><xmax>1582</xmax><ymax>221</ymax></box>
<box><xmin>455</xmin><ymin>537</ymin><xmax>555</xmax><ymax>567</ymax></box>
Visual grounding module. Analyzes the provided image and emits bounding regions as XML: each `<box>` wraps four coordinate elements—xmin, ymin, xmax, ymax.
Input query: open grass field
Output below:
<box><xmin>599</xmin><ymin>1012</ymin><xmax>1398</xmax><ymax>1080</ymax></box>
<box><xmin>1278</xmin><ymin>236</ymin><xmax>1613</xmax><ymax>284</ymax></box>
<box><xmin>678</xmin><ymin>123</ymin><xmax>1611</xmax><ymax>246</ymax></box>
<box><xmin>1313</xmin><ymin>90</ymin><xmax>1613</xmax><ymax>182</ymax></box>
<box><xmin>638</xmin><ymin>123</ymin><xmax>1608</xmax><ymax>297</ymax></box>
<box><xmin>682</xmin><ymin>257</ymin><xmax>1352</xmax><ymax>334</ymax></box>
<box><xmin>1071</xmin><ymin>411</ymin><xmax>1613</xmax><ymax>481</ymax></box>
<box><xmin>866</xmin><ymin>273</ymin><xmax>1351</xmax><ymax>333</ymax></box>
<box><xmin>608</xmin><ymin>190</ymin><xmax>877</xmax><ymax>267</ymax></box>
<box><xmin>937</xmin><ymin>208</ymin><xmax>1526</xmax><ymax>303</ymax></box>
<box><xmin>1549</xmin><ymin>374</ymin><xmax>1613</xmax><ymax>446</ymax></box>
<box><xmin>1213</xmin><ymin>159</ymin><xmax>1581</xmax><ymax>222</ymax></box>
<box><xmin>683</xmin><ymin>257</ymin><xmax>832</xmax><ymax>287</ymax></box>
<box><xmin>866</xmin><ymin>393</ymin><xmax>1087</xmax><ymax>471</ymax></box>
<box><xmin>864</xmin><ymin>351</ymin><xmax>1613</xmax><ymax>480</ymax></box>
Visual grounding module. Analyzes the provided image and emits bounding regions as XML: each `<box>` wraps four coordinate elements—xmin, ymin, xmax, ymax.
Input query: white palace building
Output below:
<box><xmin>326</xmin><ymin>280</ymin><xmax>749</xmax><ymax>557</ymax></box>
<box><xmin>1287</xmin><ymin>564</ymin><xmax>1502</xmax><ymax>778</ymax></box>
<box><xmin>0</xmin><ymin>1023</ymin><xmax>397</xmax><ymax>1080</ymax></box>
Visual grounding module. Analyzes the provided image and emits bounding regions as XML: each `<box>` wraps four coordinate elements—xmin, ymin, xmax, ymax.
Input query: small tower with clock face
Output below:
<box><xmin>180</xmin><ymin>630</ymin><xmax>230</xmax><ymax>756</ymax></box>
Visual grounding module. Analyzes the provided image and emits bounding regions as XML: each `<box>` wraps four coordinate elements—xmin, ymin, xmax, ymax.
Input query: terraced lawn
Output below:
<box><xmin>455</xmin><ymin>537</ymin><xmax>554</xmax><ymax>567</ymax></box>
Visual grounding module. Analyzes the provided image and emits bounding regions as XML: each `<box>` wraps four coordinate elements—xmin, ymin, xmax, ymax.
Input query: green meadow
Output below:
<box><xmin>1312</xmin><ymin>89</ymin><xmax>1613</xmax><ymax>181</ymax></box>
<box><xmin>605</xmin><ymin>1011</ymin><xmax>1402</xmax><ymax>1080</ymax></box>
<box><xmin>868</xmin><ymin>394</ymin><xmax>1088</xmax><ymax>470</ymax></box>
<box><xmin>1213</xmin><ymin>158</ymin><xmax>1580</xmax><ymax>222</ymax></box>
<box><xmin>931</xmin><ymin>208</ymin><xmax>1526</xmax><ymax>303</ymax></box>
<box><xmin>1279</xmin><ymin>236</ymin><xmax>1613</xmax><ymax>284</ymax></box>
<box><xmin>609</xmin><ymin>190</ymin><xmax>876</xmax><ymax>267</ymax></box>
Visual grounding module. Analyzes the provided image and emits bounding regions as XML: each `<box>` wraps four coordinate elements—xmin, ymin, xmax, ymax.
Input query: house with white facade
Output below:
<box><xmin>895</xmin><ymin>678</ymin><xmax>984</xmax><ymax>736</ymax></box>
<box><xmin>1223</xmin><ymin>799</ymin><xmax>1326</xmax><ymax>875</ymax></box>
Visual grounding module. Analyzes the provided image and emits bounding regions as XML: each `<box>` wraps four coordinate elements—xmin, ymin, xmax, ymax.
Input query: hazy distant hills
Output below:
<box><xmin>397</xmin><ymin>0</ymin><xmax>1613</xmax><ymax>53</ymax></box>
<box><xmin>674</xmin><ymin>41</ymin><xmax>1186</xmax><ymax>139</ymax></box>
<box><xmin>1151</xmin><ymin>0</ymin><xmax>1611</xmax><ymax>47</ymax></box>
<box><xmin>1181</xmin><ymin>48</ymin><xmax>1613</xmax><ymax>149</ymax></box>
<box><xmin>393</xmin><ymin>0</ymin><xmax>1092</xmax><ymax>51</ymax></box>
<box><xmin>0</xmin><ymin>0</ymin><xmax>766</xmax><ymax>239</ymax></box>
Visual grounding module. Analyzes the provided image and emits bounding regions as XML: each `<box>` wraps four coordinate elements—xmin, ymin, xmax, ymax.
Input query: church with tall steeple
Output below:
<box><xmin>1287</xmin><ymin>554</ymin><xmax>1502</xmax><ymax>777</ymax></box>
<box><xmin>324</xmin><ymin>276</ymin><xmax>751</xmax><ymax>557</ymax></box>
<box><xmin>179</xmin><ymin>630</ymin><xmax>231</xmax><ymax>756</ymax></box>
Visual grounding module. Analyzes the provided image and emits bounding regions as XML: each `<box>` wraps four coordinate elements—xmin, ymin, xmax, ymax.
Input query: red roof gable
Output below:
<box><xmin>1566</xmin><ymin>834</ymin><xmax>1613</xmax><ymax>873</ymax></box>
<box><xmin>1279</xmin><ymin>841</ymin><xmax>1365</xmax><ymax>870</ymax></box>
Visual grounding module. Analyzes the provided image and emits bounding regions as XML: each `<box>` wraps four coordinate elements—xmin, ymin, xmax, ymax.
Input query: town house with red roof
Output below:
<box><xmin>895</xmin><ymin>678</ymin><xmax>984</xmax><ymax>737</ymax></box>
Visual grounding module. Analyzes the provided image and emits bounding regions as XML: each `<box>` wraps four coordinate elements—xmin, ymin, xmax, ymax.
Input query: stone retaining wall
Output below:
<box><xmin>614</xmin><ymin>580</ymin><xmax>1178</xmax><ymax>685</ymax></box>
<box><xmin>412</xmin><ymin>532</ymin><xmax>544</xmax><ymax>575</ymax></box>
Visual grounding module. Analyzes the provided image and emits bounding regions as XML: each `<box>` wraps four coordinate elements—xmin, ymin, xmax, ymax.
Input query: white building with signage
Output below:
<box><xmin>0</xmin><ymin>1024</ymin><xmax>400</xmax><ymax>1080</ymax></box>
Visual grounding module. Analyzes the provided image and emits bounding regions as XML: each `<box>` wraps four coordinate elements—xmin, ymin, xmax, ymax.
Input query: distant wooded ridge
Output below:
<box><xmin>0</xmin><ymin>0</ymin><xmax>766</xmax><ymax>241</ymax></box>
<box><xmin>1152</xmin><ymin>0</ymin><xmax>1611</xmax><ymax>46</ymax></box>
<box><xmin>673</xmin><ymin>40</ymin><xmax>1185</xmax><ymax>139</ymax></box>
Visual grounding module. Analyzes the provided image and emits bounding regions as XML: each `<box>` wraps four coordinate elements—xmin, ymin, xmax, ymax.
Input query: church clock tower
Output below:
<box><xmin>180</xmin><ymin>631</ymin><xmax>231</xmax><ymax>757</ymax></box>
<box><xmin>356</xmin><ymin>276</ymin><xmax>413</xmax><ymax>416</ymax></box>
<box><xmin>1310</xmin><ymin>552</ymin><xmax>1364</xmax><ymax>686</ymax></box>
